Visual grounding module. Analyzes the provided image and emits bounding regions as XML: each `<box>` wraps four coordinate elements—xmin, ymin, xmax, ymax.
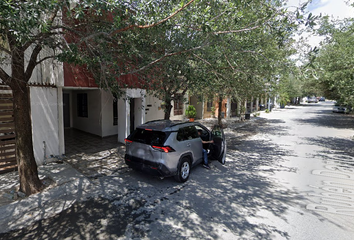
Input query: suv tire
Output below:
<box><xmin>174</xmin><ymin>157</ymin><xmax>191</xmax><ymax>182</ymax></box>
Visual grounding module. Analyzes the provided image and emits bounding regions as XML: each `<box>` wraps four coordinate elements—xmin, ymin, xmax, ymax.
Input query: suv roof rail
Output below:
<box><xmin>144</xmin><ymin>119</ymin><xmax>172</xmax><ymax>124</ymax></box>
<box><xmin>142</xmin><ymin>119</ymin><xmax>193</xmax><ymax>129</ymax></box>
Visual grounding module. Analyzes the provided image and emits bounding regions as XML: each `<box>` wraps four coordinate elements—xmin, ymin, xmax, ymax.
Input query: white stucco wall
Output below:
<box><xmin>145</xmin><ymin>95</ymin><xmax>164</xmax><ymax>122</ymax></box>
<box><xmin>101</xmin><ymin>90</ymin><xmax>118</xmax><ymax>137</ymax></box>
<box><xmin>226</xmin><ymin>98</ymin><xmax>231</xmax><ymax>119</ymax></box>
<box><xmin>72</xmin><ymin>90</ymin><xmax>102</xmax><ymax>136</ymax></box>
<box><xmin>117</xmin><ymin>88</ymin><xmax>146</xmax><ymax>143</ymax></box>
<box><xmin>30</xmin><ymin>87</ymin><xmax>62</xmax><ymax>165</ymax></box>
<box><xmin>117</xmin><ymin>97</ymin><xmax>128</xmax><ymax>143</ymax></box>
<box><xmin>189</xmin><ymin>96</ymin><xmax>203</xmax><ymax>119</ymax></box>
<box><xmin>144</xmin><ymin>94</ymin><xmax>187</xmax><ymax>121</ymax></box>
<box><xmin>25</xmin><ymin>47</ymin><xmax>64</xmax><ymax>86</ymax></box>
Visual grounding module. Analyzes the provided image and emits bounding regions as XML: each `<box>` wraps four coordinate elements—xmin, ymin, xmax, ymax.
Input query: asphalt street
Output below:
<box><xmin>1</xmin><ymin>101</ymin><xmax>354</xmax><ymax>240</ymax></box>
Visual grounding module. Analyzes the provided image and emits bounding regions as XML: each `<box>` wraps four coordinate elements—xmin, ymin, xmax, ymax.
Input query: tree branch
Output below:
<box><xmin>110</xmin><ymin>0</ymin><xmax>196</xmax><ymax>36</ymax></box>
<box><xmin>25</xmin><ymin>44</ymin><xmax>42</xmax><ymax>81</ymax></box>
<box><xmin>36</xmin><ymin>55</ymin><xmax>57</xmax><ymax>65</ymax></box>
<box><xmin>124</xmin><ymin>45</ymin><xmax>203</xmax><ymax>75</ymax></box>
<box><xmin>214</xmin><ymin>25</ymin><xmax>260</xmax><ymax>34</ymax></box>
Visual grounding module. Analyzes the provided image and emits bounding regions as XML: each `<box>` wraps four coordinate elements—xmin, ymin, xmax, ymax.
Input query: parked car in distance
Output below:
<box><xmin>319</xmin><ymin>97</ymin><xmax>325</xmax><ymax>101</ymax></box>
<box><xmin>307</xmin><ymin>97</ymin><xmax>318</xmax><ymax>103</ymax></box>
<box><xmin>124</xmin><ymin>120</ymin><xmax>226</xmax><ymax>182</ymax></box>
<box><xmin>333</xmin><ymin>104</ymin><xmax>350</xmax><ymax>114</ymax></box>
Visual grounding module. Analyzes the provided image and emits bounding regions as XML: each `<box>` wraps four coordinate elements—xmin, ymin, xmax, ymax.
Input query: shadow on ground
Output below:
<box><xmin>0</xmin><ymin>118</ymin><xmax>303</xmax><ymax>239</ymax></box>
<box><xmin>293</xmin><ymin>111</ymin><xmax>354</xmax><ymax>129</ymax></box>
<box><xmin>304</xmin><ymin>136</ymin><xmax>354</xmax><ymax>169</ymax></box>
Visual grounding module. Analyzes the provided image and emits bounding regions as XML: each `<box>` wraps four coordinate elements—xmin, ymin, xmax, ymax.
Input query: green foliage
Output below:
<box><xmin>1</xmin><ymin>0</ymin><xmax>307</xmax><ymax>109</ymax></box>
<box><xmin>279</xmin><ymin>92</ymin><xmax>290</xmax><ymax>105</ymax></box>
<box><xmin>185</xmin><ymin>105</ymin><xmax>196</xmax><ymax>118</ymax></box>
<box><xmin>211</xmin><ymin>107</ymin><xmax>216</xmax><ymax>118</ymax></box>
<box><xmin>307</xmin><ymin>17</ymin><xmax>354</xmax><ymax>106</ymax></box>
<box><xmin>239</xmin><ymin>105</ymin><xmax>246</xmax><ymax>114</ymax></box>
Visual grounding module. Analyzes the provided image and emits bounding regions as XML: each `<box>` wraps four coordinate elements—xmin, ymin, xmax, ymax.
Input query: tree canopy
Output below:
<box><xmin>0</xmin><ymin>0</ymin><xmax>308</xmax><ymax>195</ymax></box>
<box><xmin>307</xmin><ymin>16</ymin><xmax>354</xmax><ymax>106</ymax></box>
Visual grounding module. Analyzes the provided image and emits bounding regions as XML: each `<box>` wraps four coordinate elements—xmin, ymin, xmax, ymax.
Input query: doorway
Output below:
<box><xmin>130</xmin><ymin>98</ymin><xmax>135</xmax><ymax>133</ymax></box>
<box><xmin>63</xmin><ymin>93</ymin><xmax>70</xmax><ymax>128</ymax></box>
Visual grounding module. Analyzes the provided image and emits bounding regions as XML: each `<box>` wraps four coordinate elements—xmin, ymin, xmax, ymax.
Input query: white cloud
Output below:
<box><xmin>287</xmin><ymin>0</ymin><xmax>354</xmax><ymax>48</ymax></box>
<box><xmin>310</xmin><ymin>0</ymin><xmax>354</xmax><ymax>19</ymax></box>
<box><xmin>287</xmin><ymin>0</ymin><xmax>354</xmax><ymax>19</ymax></box>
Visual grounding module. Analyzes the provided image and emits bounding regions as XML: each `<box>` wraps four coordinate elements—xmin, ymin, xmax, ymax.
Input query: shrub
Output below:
<box><xmin>185</xmin><ymin>105</ymin><xmax>197</xmax><ymax>118</ymax></box>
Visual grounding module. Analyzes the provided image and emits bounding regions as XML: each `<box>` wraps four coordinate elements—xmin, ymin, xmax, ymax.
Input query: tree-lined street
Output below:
<box><xmin>0</xmin><ymin>0</ymin><xmax>307</xmax><ymax>194</ymax></box>
<box><xmin>1</xmin><ymin>101</ymin><xmax>353</xmax><ymax>239</ymax></box>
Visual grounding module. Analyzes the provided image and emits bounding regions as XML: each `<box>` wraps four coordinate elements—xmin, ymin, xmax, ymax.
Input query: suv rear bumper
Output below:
<box><xmin>125</xmin><ymin>154</ymin><xmax>175</xmax><ymax>177</ymax></box>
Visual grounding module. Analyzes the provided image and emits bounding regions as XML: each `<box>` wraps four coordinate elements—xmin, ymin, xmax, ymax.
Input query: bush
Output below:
<box><xmin>185</xmin><ymin>105</ymin><xmax>197</xmax><ymax>118</ymax></box>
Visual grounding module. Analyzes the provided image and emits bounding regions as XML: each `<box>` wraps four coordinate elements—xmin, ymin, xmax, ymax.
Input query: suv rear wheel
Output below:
<box><xmin>174</xmin><ymin>157</ymin><xmax>190</xmax><ymax>182</ymax></box>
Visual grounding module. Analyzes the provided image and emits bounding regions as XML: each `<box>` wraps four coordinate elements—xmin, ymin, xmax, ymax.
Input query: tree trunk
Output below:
<box><xmin>10</xmin><ymin>49</ymin><xmax>43</xmax><ymax>196</ymax></box>
<box><xmin>164</xmin><ymin>101</ymin><xmax>173</xmax><ymax>120</ymax></box>
<box><xmin>12</xmin><ymin>83</ymin><xmax>43</xmax><ymax>195</ymax></box>
<box><xmin>218</xmin><ymin>96</ymin><xmax>222</xmax><ymax>126</ymax></box>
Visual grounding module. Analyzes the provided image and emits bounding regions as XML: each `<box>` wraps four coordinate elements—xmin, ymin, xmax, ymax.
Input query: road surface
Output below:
<box><xmin>1</xmin><ymin>101</ymin><xmax>353</xmax><ymax>239</ymax></box>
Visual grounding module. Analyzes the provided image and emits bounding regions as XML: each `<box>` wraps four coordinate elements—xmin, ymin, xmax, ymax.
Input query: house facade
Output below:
<box><xmin>23</xmin><ymin>57</ymin><xmax>187</xmax><ymax>165</ymax></box>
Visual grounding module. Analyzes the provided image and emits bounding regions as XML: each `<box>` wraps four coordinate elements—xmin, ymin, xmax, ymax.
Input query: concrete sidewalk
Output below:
<box><xmin>0</xmin><ymin>162</ymin><xmax>99</xmax><ymax>234</ymax></box>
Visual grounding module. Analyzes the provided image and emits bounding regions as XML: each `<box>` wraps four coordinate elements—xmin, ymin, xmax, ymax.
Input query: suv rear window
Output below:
<box><xmin>129</xmin><ymin>128</ymin><xmax>167</xmax><ymax>145</ymax></box>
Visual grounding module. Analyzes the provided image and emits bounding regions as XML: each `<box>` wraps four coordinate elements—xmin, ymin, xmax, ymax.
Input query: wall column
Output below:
<box><xmin>226</xmin><ymin>97</ymin><xmax>231</xmax><ymax>119</ymax></box>
<box><xmin>118</xmin><ymin>97</ymin><xmax>129</xmax><ymax>143</ymax></box>
<box><xmin>250</xmin><ymin>96</ymin><xmax>254</xmax><ymax>112</ymax></box>
<box><xmin>237</xmin><ymin>100</ymin><xmax>241</xmax><ymax>116</ymax></box>
<box><xmin>57</xmin><ymin>87</ymin><xmax>65</xmax><ymax>155</ymax></box>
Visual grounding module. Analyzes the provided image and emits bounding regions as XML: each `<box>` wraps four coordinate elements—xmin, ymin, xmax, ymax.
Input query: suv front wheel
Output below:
<box><xmin>174</xmin><ymin>157</ymin><xmax>190</xmax><ymax>182</ymax></box>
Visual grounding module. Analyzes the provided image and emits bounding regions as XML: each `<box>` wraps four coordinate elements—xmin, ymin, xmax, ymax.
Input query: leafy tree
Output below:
<box><xmin>0</xmin><ymin>0</ymin><xmax>309</xmax><ymax>195</ymax></box>
<box><xmin>0</xmin><ymin>0</ymin><xmax>197</xmax><ymax>195</ymax></box>
<box><xmin>303</xmin><ymin>14</ymin><xmax>354</xmax><ymax>106</ymax></box>
<box><xmin>185</xmin><ymin>0</ymin><xmax>304</xmax><ymax>124</ymax></box>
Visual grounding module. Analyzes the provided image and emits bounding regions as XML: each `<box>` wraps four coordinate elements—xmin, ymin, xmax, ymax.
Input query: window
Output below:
<box><xmin>113</xmin><ymin>98</ymin><xmax>118</xmax><ymax>125</ymax></box>
<box><xmin>130</xmin><ymin>129</ymin><xmax>166</xmax><ymax>145</ymax></box>
<box><xmin>177</xmin><ymin>126</ymin><xmax>198</xmax><ymax>141</ymax></box>
<box><xmin>195</xmin><ymin>126</ymin><xmax>209</xmax><ymax>141</ymax></box>
<box><xmin>77</xmin><ymin>93</ymin><xmax>88</xmax><ymax>117</ymax></box>
<box><xmin>174</xmin><ymin>94</ymin><xmax>183</xmax><ymax>115</ymax></box>
<box><xmin>207</xmin><ymin>101</ymin><xmax>213</xmax><ymax>112</ymax></box>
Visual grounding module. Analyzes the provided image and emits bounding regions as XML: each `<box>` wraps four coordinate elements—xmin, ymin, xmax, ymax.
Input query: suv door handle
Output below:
<box><xmin>186</xmin><ymin>143</ymin><xmax>191</xmax><ymax>147</ymax></box>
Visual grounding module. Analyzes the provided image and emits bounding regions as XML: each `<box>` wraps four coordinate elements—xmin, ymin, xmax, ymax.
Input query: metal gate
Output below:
<box><xmin>0</xmin><ymin>84</ymin><xmax>16</xmax><ymax>174</ymax></box>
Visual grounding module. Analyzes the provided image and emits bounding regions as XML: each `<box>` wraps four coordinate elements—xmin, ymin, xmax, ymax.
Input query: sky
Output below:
<box><xmin>306</xmin><ymin>0</ymin><xmax>354</xmax><ymax>18</ymax></box>
<box><xmin>287</xmin><ymin>0</ymin><xmax>354</xmax><ymax>50</ymax></box>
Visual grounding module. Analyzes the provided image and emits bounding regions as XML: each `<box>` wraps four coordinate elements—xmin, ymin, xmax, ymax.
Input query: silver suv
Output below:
<box><xmin>124</xmin><ymin>120</ymin><xmax>226</xmax><ymax>182</ymax></box>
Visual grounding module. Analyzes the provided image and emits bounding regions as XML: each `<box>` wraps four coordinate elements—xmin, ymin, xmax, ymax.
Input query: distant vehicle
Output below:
<box><xmin>307</xmin><ymin>97</ymin><xmax>318</xmax><ymax>103</ymax></box>
<box><xmin>333</xmin><ymin>105</ymin><xmax>350</xmax><ymax>114</ymax></box>
<box><xmin>124</xmin><ymin>120</ymin><xmax>226</xmax><ymax>182</ymax></box>
<box><xmin>319</xmin><ymin>97</ymin><xmax>325</xmax><ymax>101</ymax></box>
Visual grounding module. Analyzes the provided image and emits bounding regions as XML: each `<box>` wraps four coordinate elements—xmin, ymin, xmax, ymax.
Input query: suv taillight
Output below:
<box><xmin>151</xmin><ymin>146</ymin><xmax>175</xmax><ymax>153</ymax></box>
<box><xmin>125</xmin><ymin>138</ymin><xmax>132</xmax><ymax>144</ymax></box>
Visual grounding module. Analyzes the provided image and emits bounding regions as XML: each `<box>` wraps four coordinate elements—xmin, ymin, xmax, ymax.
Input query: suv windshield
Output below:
<box><xmin>129</xmin><ymin>128</ymin><xmax>167</xmax><ymax>145</ymax></box>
